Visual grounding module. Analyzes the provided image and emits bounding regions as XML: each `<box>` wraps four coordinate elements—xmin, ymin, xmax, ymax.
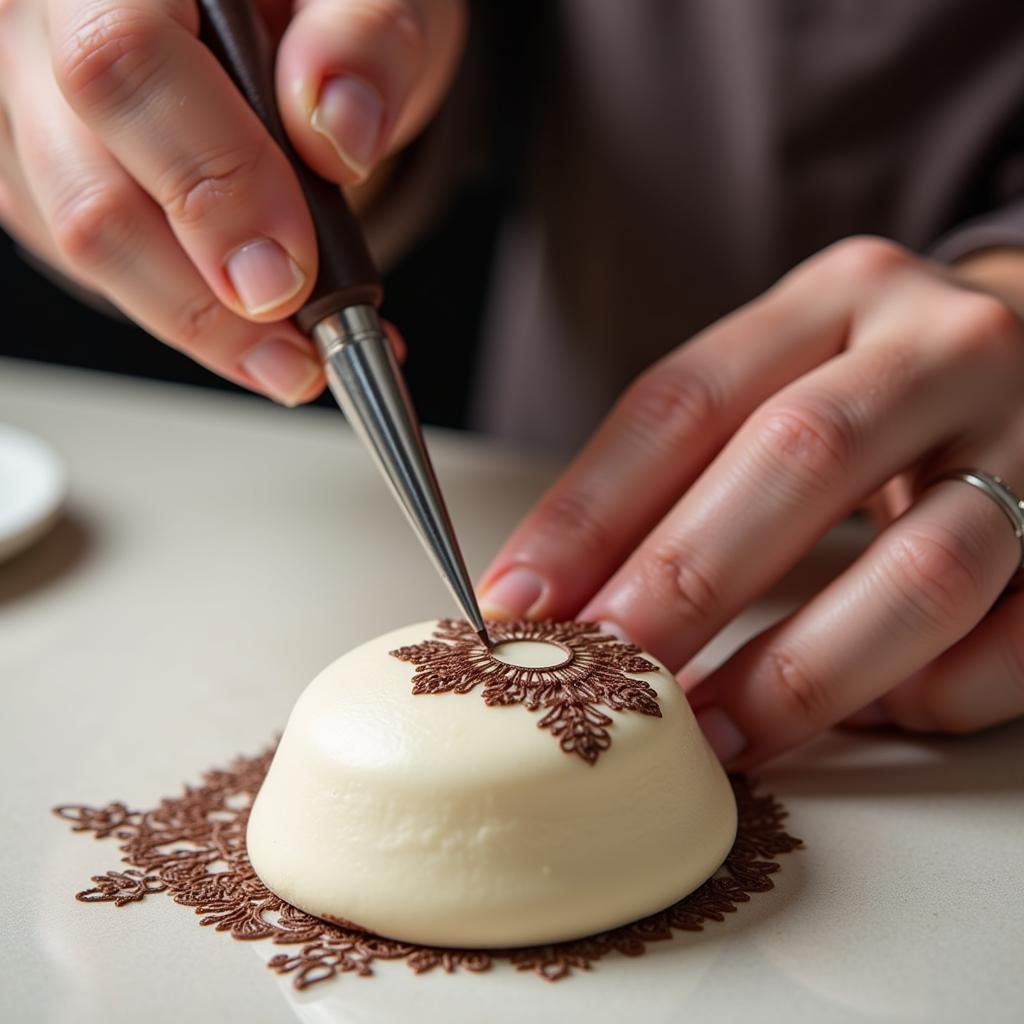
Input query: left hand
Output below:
<box><xmin>478</xmin><ymin>236</ymin><xmax>1024</xmax><ymax>769</ymax></box>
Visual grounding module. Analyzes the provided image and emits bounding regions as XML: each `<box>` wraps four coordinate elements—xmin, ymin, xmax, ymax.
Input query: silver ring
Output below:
<box><xmin>938</xmin><ymin>469</ymin><xmax>1024</xmax><ymax>572</ymax></box>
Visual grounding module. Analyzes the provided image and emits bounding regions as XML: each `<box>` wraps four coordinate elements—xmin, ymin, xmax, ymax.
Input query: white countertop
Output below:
<box><xmin>2</xmin><ymin>357</ymin><xmax>1022</xmax><ymax>1024</ymax></box>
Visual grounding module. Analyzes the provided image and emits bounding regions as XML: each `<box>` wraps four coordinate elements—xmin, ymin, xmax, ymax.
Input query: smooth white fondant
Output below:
<box><xmin>247</xmin><ymin>621</ymin><xmax>738</xmax><ymax>947</ymax></box>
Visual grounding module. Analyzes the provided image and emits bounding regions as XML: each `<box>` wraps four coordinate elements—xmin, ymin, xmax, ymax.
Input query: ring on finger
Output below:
<box><xmin>934</xmin><ymin>469</ymin><xmax>1024</xmax><ymax>582</ymax></box>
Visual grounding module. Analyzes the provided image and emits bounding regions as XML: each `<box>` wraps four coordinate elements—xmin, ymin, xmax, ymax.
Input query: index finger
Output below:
<box><xmin>477</xmin><ymin>239</ymin><xmax>909</xmax><ymax>621</ymax></box>
<box><xmin>50</xmin><ymin>0</ymin><xmax>316</xmax><ymax>320</ymax></box>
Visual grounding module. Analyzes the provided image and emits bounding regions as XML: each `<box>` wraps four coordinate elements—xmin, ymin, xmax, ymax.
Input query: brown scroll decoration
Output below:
<box><xmin>54</xmin><ymin>746</ymin><xmax>802</xmax><ymax>990</ymax></box>
<box><xmin>391</xmin><ymin>619</ymin><xmax>662</xmax><ymax>765</ymax></box>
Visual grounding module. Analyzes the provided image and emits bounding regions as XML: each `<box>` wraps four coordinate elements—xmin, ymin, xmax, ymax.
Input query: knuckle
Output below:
<box><xmin>346</xmin><ymin>0</ymin><xmax>426</xmax><ymax>58</ymax></box>
<box><xmin>157</xmin><ymin>144</ymin><xmax>265</xmax><ymax>227</ymax></box>
<box><xmin>173</xmin><ymin>291</ymin><xmax>229</xmax><ymax>348</ymax></box>
<box><xmin>49</xmin><ymin>183</ymin><xmax>138</xmax><ymax>271</ymax></box>
<box><xmin>761</xmin><ymin>646</ymin><xmax>834</xmax><ymax>724</ymax></box>
<box><xmin>886</xmin><ymin>527</ymin><xmax>985</xmax><ymax>635</ymax></box>
<box><xmin>54</xmin><ymin>5</ymin><xmax>166</xmax><ymax>111</ymax></box>
<box><xmin>752</xmin><ymin>399</ymin><xmax>857</xmax><ymax>494</ymax></box>
<box><xmin>529</xmin><ymin>488</ymin><xmax>611</xmax><ymax>558</ymax></box>
<box><xmin>645</xmin><ymin>543</ymin><xmax>720</xmax><ymax>630</ymax></box>
<box><xmin>617</xmin><ymin>362</ymin><xmax>720</xmax><ymax>453</ymax></box>
<box><xmin>816</xmin><ymin>235</ymin><xmax>914</xmax><ymax>284</ymax></box>
<box><xmin>938</xmin><ymin>292</ymin><xmax>1022</xmax><ymax>365</ymax></box>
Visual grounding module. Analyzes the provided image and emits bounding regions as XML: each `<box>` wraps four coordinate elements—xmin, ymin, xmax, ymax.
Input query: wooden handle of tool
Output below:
<box><xmin>197</xmin><ymin>0</ymin><xmax>383</xmax><ymax>333</ymax></box>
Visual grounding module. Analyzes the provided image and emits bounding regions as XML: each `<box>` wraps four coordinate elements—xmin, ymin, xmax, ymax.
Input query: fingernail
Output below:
<box><xmin>696</xmin><ymin>706</ymin><xmax>747</xmax><ymax>764</ymax></box>
<box><xmin>311</xmin><ymin>75</ymin><xmax>384</xmax><ymax>182</ymax></box>
<box><xmin>479</xmin><ymin>568</ymin><xmax>545</xmax><ymax>619</ymax></box>
<box><xmin>226</xmin><ymin>239</ymin><xmax>306</xmax><ymax>316</ymax></box>
<box><xmin>597</xmin><ymin>620</ymin><xmax>633</xmax><ymax>643</ymax></box>
<box><xmin>241</xmin><ymin>337</ymin><xmax>321</xmax><ymax>406</ymax></box>
<box><xmin>676</xmin><ymin>665</ymin><xmax>705</xmax><ymax>692</ymax></box>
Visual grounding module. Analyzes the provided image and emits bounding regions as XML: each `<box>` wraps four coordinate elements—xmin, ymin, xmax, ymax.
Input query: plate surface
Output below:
<box><xmin>0</xmin><ymin>423</ymin><xmax>65</xmax><ymax>561</ymax></box>
<box><xmin>4</xmin><ymin>360</ymin><xmax>1023</xmax><ymax>1024</ymax></box>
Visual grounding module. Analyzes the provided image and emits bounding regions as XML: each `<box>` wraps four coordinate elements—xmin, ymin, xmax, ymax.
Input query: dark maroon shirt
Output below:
<box><xmin>463</xmin><ymin>0</ymin><xmax>1024</xmax><ymax>448</ymax></box>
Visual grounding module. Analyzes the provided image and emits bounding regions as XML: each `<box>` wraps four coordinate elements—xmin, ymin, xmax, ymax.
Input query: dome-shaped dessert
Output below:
<box><xmin>247</xmin><ymin>619</ymin><xmax>737</xmax><ymax>947</ymax></box>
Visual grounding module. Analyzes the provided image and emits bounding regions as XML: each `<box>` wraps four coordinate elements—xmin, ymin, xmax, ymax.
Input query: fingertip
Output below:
<box><xmin>275</xmin><ymin>2</ymin><xmax>420</xmax><ymax>185</ymax></box>
<box><xmin>675</xmin><ymin>664</ymin><xmax>706</xmax><ymax>693</ymax></box>
<box><xmin>239</xmin><ymin>334</ymin><xmax>323</xmax><ymax>406</ymax></box>
<box><xmin>275</xmin><ymin>0</ymin><xmax>466</xmax><ymax>187</ymax></box>
<box><xmin>292</xmin><ymin>364</ymin><xmax>328</xmax><ymax>406</ymax></box>
<box><xmin>685</xmin><ymin>675</ymin><xmax>719</xmax><ymax>712</ymax></box>
<box><xmin>381</xmin><ymin>320</ymin><xmax>407</xmax><ymax>364</ymax></box>
<box><xmin>223</xmin><ymin>238</ymin><xmax>313</xmax><ymax>321</ymax></box>
<box><xmin>478</xmin><ymin>567</ymin><xmax>547</xmax><ymax>621</ymax></box>
<box><xmin>310</xmin><ymin>74</ymin><xmax>385</xmax><ymax>184</ymax></box>
<box><xmin>695</xmin><ymin>706</ymin><xmax>748</xmax><ymax>765</ymax></box>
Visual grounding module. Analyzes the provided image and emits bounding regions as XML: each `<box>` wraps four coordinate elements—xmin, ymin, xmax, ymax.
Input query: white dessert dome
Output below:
<box><xmin>247</xmin><ymin>619</ymin><xmax>737</xmax><ymax>947</ymax></box>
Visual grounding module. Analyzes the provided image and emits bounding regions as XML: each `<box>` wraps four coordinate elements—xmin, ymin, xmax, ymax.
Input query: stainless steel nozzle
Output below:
<box><xmin>312</xmin><ymin>306</ymin><xmax>490</xmax><ymax>646</ymax></box>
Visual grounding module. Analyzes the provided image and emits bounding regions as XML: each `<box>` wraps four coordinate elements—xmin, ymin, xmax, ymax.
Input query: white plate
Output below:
<box><xmin>0</xmin><ymin>423</ymin><xmax>66</xmax><ymax>562</ymax></box>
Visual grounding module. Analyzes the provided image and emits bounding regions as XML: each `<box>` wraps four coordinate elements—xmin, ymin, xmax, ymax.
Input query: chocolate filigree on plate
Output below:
<box><xmin>391</xmin><ymin>619</ymin><xmax>663</xmax><ymax>764</ymax></box>
<box><xmin>55</xmin><ymin>746</ymin><xmax>802</xmax><ymax>990</ymax></box>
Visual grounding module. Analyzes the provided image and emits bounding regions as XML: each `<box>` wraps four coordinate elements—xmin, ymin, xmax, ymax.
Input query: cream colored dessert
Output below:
<box><xmin>247</xmin><ymin>619</ymin><xmax>737</xmax><ymax>948</ymax></box>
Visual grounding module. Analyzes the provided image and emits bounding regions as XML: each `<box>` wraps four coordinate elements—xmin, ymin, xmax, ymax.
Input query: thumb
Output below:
<box><xmin>275</xmin><ymin>0</ymin><xmax>466</xmax><ymax>185</ymax></box>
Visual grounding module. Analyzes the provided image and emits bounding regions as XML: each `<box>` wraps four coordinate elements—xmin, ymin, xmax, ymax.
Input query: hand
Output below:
<box><xmin>0</xmin><ymin>0</ymin><xmax>463</xmax><ymax>402</ymax></box>
<box><xmin>479</xmin><ymin>237</ymin><xmax>1024</xmax><ymax>768</ymax></box>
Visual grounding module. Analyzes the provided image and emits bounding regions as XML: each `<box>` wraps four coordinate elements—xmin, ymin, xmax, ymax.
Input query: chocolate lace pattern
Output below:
<box><xmin>55</xmin><ymin>747</ymin><xmax>802</xmax><ymax>990</ymax></box>
<box><xmin>391</xmin><ymin>619</ymin><xmax>663</xmax><ymax>765</ymax></box>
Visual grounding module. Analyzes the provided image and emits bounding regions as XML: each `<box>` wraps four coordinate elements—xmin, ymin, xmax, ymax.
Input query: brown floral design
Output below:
<box><xmin>55</xmin><ymin>746</ymin><xmax>802</xmax><ymax>990</ymax></box>
<box><xmin>390</xmin><ymin>619</ymin><xmax>662</xmax><ymax>765</ymax></box>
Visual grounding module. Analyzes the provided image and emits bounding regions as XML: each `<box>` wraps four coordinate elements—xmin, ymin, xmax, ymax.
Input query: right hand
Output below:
<box><xmin>0</xmin><ymin>0</ymin><xmax>465</xmax><ymax>404</ymax></box>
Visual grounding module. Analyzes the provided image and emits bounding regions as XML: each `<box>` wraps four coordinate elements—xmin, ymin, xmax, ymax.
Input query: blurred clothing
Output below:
<box><xmin>449</xmin><ymin>0</ymin><xmax>1024</xmax><ymax>450</ymax></box>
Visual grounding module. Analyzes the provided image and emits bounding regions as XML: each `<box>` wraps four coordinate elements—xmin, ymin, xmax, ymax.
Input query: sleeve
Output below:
<box><xmin>929</xmin><ymin>197</ymin><xmax>1024</xmax><ymax>264</ymax></box>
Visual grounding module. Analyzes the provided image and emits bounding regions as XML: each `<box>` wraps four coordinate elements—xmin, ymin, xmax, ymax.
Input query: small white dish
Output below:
<box><xmin>0</xmin><ymin>423</ymin><xmax>66</xmax><ymax>563</ymax></box>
